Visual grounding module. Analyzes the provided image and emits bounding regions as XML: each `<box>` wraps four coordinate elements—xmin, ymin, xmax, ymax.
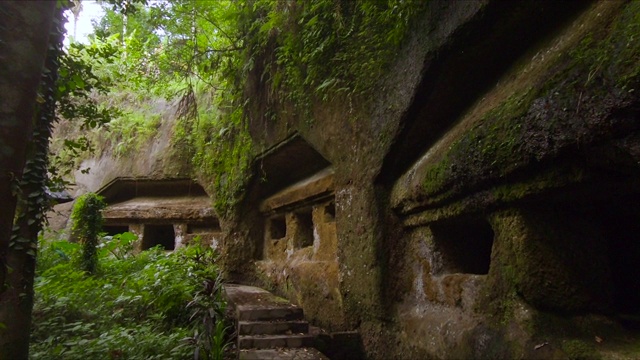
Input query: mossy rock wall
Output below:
<box><xmin>62</xmin><ymin>0</ymin><xmax>640</xmax><ymax>359</ymax></box>
<box><xmin>487</xmin><ymin>207</ymin><xmax>612</xmax><ymax>313</ymax></box>
<box><xmin>223</xmin><ymin>0</ymin><xmax>640</xmax><ymax>358</ymax></box>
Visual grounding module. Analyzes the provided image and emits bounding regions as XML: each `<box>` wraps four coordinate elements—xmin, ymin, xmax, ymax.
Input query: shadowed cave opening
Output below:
<box><xmin>574</xmin><ymin>195</ymin><xmax>640</xmax><ymax>317</ymax></box>
<box><xmin>294</xmin><ymin>208</ymin><xmax>314</xmax><ymax>248</ymax></box>
<box><xmin>103</xmin><ymin>225</ymin><xmax>129</xmax><ymax>237</ymax></box>
<box><xmin>187</xmin><ymin>222</ymin><xmax>221</xmax><ymax>234</ymax></box>
<box><xmin>324</xmin><ymin>202</ymin><xmax>336</xmax><ymax>222</ymax></box>
<box><xmin>142</xmin><ymin>224</ymin><xmax>175</xmax><ymax>250</ymax></box>
<box><xmin>269</xmin><ymin>216</ymin><xmax>286</xmax><ymax>240</ymax></box>
<box><xmin>430</xmin><ymin>217</ymin><xmax>494</xmax><ymax>275</ymax></box>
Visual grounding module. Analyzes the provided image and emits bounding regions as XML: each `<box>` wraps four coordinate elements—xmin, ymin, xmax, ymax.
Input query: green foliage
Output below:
<box><xmin>31</xmin><ymin>235</ymin><xmax>229</xmax><ymax>359</ymax></box>
<box><xmin>193</xmin><ymin>106</ymin><xmax>252</xmax><ymax>216</ymax></box>
<box><xmin>57</xmin><ymin>39</ymin><xmax>121</xmax><ymax>128</ymax></box>
<box><xmin>569</xmin><ymin>0</ymin><xmax>640</xmax><ymax>89</ymax></box>
<box><xmin>56</xmin><ymin>0</ymin><xmax>425</xmax><ymax>217</ymax></box>
<box><xmin>70</xmin><ymin>193</ymin><xmax>106</xmax><ymax>274</ymax></box>
<box><xmin>97</xmin><ymin>231</ymin><xmax>137</xmax><ymax>260</ymax></box>
<box><xmin>562</xmin><ymin>340</ymin><xmax>601</xmax><ymax>360</ymax></box>
<box><xmin>109</xmin><ymin>110</ymin><xmax>162</xmax><ymax>158</ymax></box>
<box><xmin>35</xmin><ymin>236</ymin><xmax>81</xmax><ymax>276</ymax></box>
<box><xmin>49</xmin><ymin>35</ymin><xmax>122</xmax><ymax>186</ymax></box>
<box><xmin>250</xmin><ymin>0</ymin><xmax>426</xmax><ymax>110</ymax></box>
<box><xmin>183</xmin><ymin>240</ymin><xmax>230</xmax><ymax>359</ymax></box>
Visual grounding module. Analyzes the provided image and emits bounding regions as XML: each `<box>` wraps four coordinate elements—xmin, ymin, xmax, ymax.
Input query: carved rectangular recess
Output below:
<box><xmin>260</xmin><ymin>166</ymin><xmax>335</xmax><ymax>260</ymax></box>
<box><xmin>268</xmin><ymin>215</ymin><xmax>286</xmax><ymax>240</ymax></box>
<box><xmin>294</xmin><ymin>208</ymin><xmax>314</xmax><ymax>249</ymax></box>
<box><xmin>103</xmin><ymin>225</ymin><xmax>130</xmax><ymax>236</ymax></box>
<box><xmin>187</xmin><ymin>222</ymin><xmax>221</xmax><ymax>234</ymax></box>
<box><xmin>324</xmin><ymin>201</ymin><xmax>336</xmax><ymax>222</ymax></box>
<box><xmin>142</xmin><ymin>224</ymin><xmax>176</xmax><ymax>250</ymax></box>
<box><xmin>571</xmin><ymin>196</ymin><xmax>640</xmax><ymax>315</ymax></box>
<box><xmin>430</xmin><ymin>217</ymin><xmax>494</xmax><ymax>275</ymax></box>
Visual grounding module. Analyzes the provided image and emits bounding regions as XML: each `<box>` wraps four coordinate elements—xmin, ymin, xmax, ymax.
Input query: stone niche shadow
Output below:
<box><xmin>252</xmin><ymin>133</ymin><xmax>345</xmax><ymax>330</ymax></box>
<box><xmin>567</xmin><ymin>194</ymin><xmax>640</xmax><ymax>320</ymax></box>
<box><xmin>489</xmin><ymin>192</ymin><xmax>640</xmax><ymax>322</ymax></box>
<box><xmin>142</xmin><ymin>224</ymin><xmax>175</xmax><ymax>250</ymax></box>
<box><xmin>430</xmin><ymin>217</ymin><xmax>494</xmax><ymax>276</ymax></box>
<box><xmin>253</xmin><ymin>133</ymin><xmax>335</xmax><ymax>261</ymax></box>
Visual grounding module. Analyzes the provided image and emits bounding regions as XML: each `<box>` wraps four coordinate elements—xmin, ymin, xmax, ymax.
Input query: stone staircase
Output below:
<box><xmin>224</xmin><ymin>284</ymin><xmax>329</xmax><ymax>360</ymax></box>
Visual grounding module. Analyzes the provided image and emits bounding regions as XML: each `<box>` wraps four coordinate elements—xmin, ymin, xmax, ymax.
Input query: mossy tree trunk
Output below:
<box><xmin>0</xmin><ymin>2</ymin><xmax>56</xmax><ymax>359</ymax></box>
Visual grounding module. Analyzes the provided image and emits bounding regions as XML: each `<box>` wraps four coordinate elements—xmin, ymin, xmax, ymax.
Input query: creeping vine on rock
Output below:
<box><xmin>70</xmin><ymin>193</ymin><xmax>106</xmax><ymax>274</ymax></box>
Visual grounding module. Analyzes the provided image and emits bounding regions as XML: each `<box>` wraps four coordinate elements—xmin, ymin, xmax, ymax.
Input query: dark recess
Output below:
<box><xmin>142</xmin><ymin>224</ymin><xmax>175</xmax><ymax>250</ymax></box>
<box><xmin>103</xmin><ymin>225</ymin><xmax>129</xmax><ymax>236</ymax></box>
<box><xmin>430</xmin><ymin>217</ymin><xmax>494</xmax><ymax>275</ymax></box>
<box><xmin>254</xmin><ymin>134</ymin><xmax>331</xmax><ymax>198</ymax></box>
<box><xmin>574</xmin><ymin>194</ymin><xmax>640</xmax><ymax>317</ymax></box>
<box><xmin>324</xmin><ymin>202</ymin><xmax>336</xmax><ymax>222</ymax></box>
<box><xmin>295</xmin><ymin>208</ymin><xmax>314</xmax><ymax>248</ymax></box>
<box><xmin>269</xmin><ymin>216</ymin><xmax>286</xmax><ymax>240</ymax></box>
<box><xmin>377</xmin><ymin>0</ymin><xmax>592</xmax><ymax>185</ymax></box>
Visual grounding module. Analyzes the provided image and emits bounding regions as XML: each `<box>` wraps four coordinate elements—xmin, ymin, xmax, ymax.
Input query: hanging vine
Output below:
<box><xmin>70</xmin><ymin>193</ymin><xmax>106</xmax><ymax>274</ymax></box>
<box><xmin>7</xmin><ymin>4</ymin><xmax>65</xmax><ymax>290</ymax></box>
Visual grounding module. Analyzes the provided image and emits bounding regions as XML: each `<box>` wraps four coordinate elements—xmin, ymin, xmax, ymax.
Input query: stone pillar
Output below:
<box><xmin>129</xmin><ymin>223</ymin><xmax>144</xmax><ymax>251</ymax></box>
<box><xmin>174</xmin><ymin>223</ymin><xmax>187</xmax><ymax>249</ymax></box>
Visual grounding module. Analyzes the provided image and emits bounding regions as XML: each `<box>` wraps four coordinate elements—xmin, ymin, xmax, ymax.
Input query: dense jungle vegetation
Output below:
<box><xmin>0</xmin><ymin>0</ymin><xmax>424</xmax><ymax>358</ymax></box>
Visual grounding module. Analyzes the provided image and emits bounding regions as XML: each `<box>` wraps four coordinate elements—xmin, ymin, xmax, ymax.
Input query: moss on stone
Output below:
<box><xmin>192</xmin><ymin>107</ymin><xmax>253</xmax><ymax>218</ymax></box>
<box><xmin>562</xmin><ymin>340</ymin><xmax>602</xmax><ymax>360</ymax></box>
<box><xmin>417</xmin><ymin>0</ymin><xmax>640</xmax><ymax>203</ymax></box>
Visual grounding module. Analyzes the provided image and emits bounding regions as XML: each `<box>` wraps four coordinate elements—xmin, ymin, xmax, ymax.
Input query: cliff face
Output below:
<box><xmin>53</xmin><ymin>0</ymin><xmax>640</xmax><ymax>358</ymax></box>
<box><xmin>226</xmin><ymin>0</ymin><xmax>640</xmax><ymax>358</ymax></box>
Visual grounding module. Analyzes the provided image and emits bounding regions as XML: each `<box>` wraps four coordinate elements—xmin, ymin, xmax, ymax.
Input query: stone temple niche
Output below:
<box><xmin>102</xmin><ymin>225</ymin><xmax>130</xmax><ymax>237</ymax></box>
<box><xmin>142</xmin><ymin>224</ymin><xmax>175</xmax><ymax>250</ymax></box>
<box><xmin>254</xmin><ymin>133</ymin><xmax>336</xmax><ymax>261</ymax></box>
<box><xmin>260</xmin><ymin>166</ymin><xmax>335</xmax><ymax>261</ymax></box>
<box><xmin>430</xmin><ymin>217</ymin><xmax>494</xmax><ymax>275</ymax></box>
<box><xmin>567</xmin><ymin>195</ymin><xmax>640</xmax><ymax>317</ymax></box>
<box><xmin>253</xmin><ymin>134</ymin><xmax>343</xmax><ymax>328</ymax></box>
<box><xmin>97</xmin><ymin>177</ymin><xmax>220</xmax><ymax>251</ymax></box>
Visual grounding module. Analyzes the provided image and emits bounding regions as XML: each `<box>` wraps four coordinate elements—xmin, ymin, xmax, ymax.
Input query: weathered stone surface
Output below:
<box><xmin>238</xmin><ymin>320</ymin><xmax>309</xmax><ymax>336</ymax></box>
<box><xmin>239</xmin><ymin>348</ymin><xmax>328</xmax><ymax>360</ymax></box>
<box><xmin>225</xmin><ymin>284</ymin><xmax>330</xmax><ymax>358</ymax></box>
<box><xmin>225</xmin><ymin>284</ymin><xmax>304</xmax><ymax>321</ymax></box>
<box><xmin>91</xmin><ymin>178</ymin><xmax>220</xmax><ymax>251</ymax></box>
<box><xmin>55</xmin><ymin>0</ymin><xmax>640</xmax><ymax>359</ymax></box>
<box><xmin>238</xmin><ymin>334</ymin><xmax>314</xmax><ymax>350</ymax></box>
<box><xmin>102</xmin><ymin>196</ymin><xmax>214</xmax><ymax>221</ymax></box>
<box><xmin>260</xmin><ymin>168</ymin><xmax>334</xmax><ymax>214</ymax></box>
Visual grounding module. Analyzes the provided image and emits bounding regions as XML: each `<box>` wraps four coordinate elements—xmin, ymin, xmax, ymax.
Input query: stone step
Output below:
<box><xmin>237</xmin><ymin>334</ymin><xmax>314</xmax><ymax>350</ymax></box>
<box><xmin>224</xmin><ymin>284</ymin><xmax>305</xmax><ymax>322</ymax></box>
<box><xmin>238</xmin><ymin>348</ymin><xmax>329</xmax><ymax>360</ymax></box>
<box><xmin>238</xmin><ymin>320</ymin><xmax>309</xmax><ymax>335</ymax></box>
<box><xmin>237</xmin><ymin>305</ymin><xmax>304</xmax><ymax>322</ymax></box>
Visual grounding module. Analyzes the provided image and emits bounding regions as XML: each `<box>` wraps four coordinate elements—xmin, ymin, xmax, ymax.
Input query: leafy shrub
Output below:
<box><xmin>35</xmin><ymin>235</ymin><xmax>81</xmax><ymax>275</ymax></box>
<box><xmin>31</xmin><ymin>235</ymin><xmax>229</xmax><ymax>359</ymax></box>
<box><xmin>97</xmin><ymin>231</ymin><xmax>137</xmax><ymax>260</ymax></box>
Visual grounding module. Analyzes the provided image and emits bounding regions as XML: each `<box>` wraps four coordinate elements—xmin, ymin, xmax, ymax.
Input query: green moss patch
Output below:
<box><xmin>415</xmin><ymin>1</ymin><xmax>640</xmax><ymax>203</ymax></box>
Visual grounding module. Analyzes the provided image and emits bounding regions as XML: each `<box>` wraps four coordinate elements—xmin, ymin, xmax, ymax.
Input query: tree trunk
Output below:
<box><xmin>0</xmin><ymin>2</ymin><xmax>55</xmax><ymax>359</ymax></box>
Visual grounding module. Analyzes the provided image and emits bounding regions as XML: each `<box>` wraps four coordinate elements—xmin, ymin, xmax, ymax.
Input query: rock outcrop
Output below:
<box><xmin>53</xmin><ymin>1</ymin><xmax>640</xmax><ymax>358</ymax></box>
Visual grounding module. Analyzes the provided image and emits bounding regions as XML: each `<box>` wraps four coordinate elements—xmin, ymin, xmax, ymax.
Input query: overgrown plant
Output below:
<box><xmin>31</xmin><ymin>233</ymin><xmax>230</xmax><ymax>359</ymax></box>
<box><xmin>70</xmin><ymin>193</ymin><xmax>106</xmax><ymax>274</ymax></box>
<box><xmin>247</xmin><ymin>0</ymin><xmax>427</xmax><ymax>114</ymax></box>
<box><xmin>98</xmin><ymin>231</ymin><xmax>137</xmax><ymax>260</ymax></box>
<box><xmin>183</xmin><ymin>240</ymin><xmax>230</xmax><ymax>360</ymax></box>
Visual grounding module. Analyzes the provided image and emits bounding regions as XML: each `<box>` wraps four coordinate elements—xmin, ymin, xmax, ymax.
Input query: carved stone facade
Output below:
<box><xmin>97</xmin><ymin>178</ymin><xmax>220</xmax><ymax>251</ymax></box>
